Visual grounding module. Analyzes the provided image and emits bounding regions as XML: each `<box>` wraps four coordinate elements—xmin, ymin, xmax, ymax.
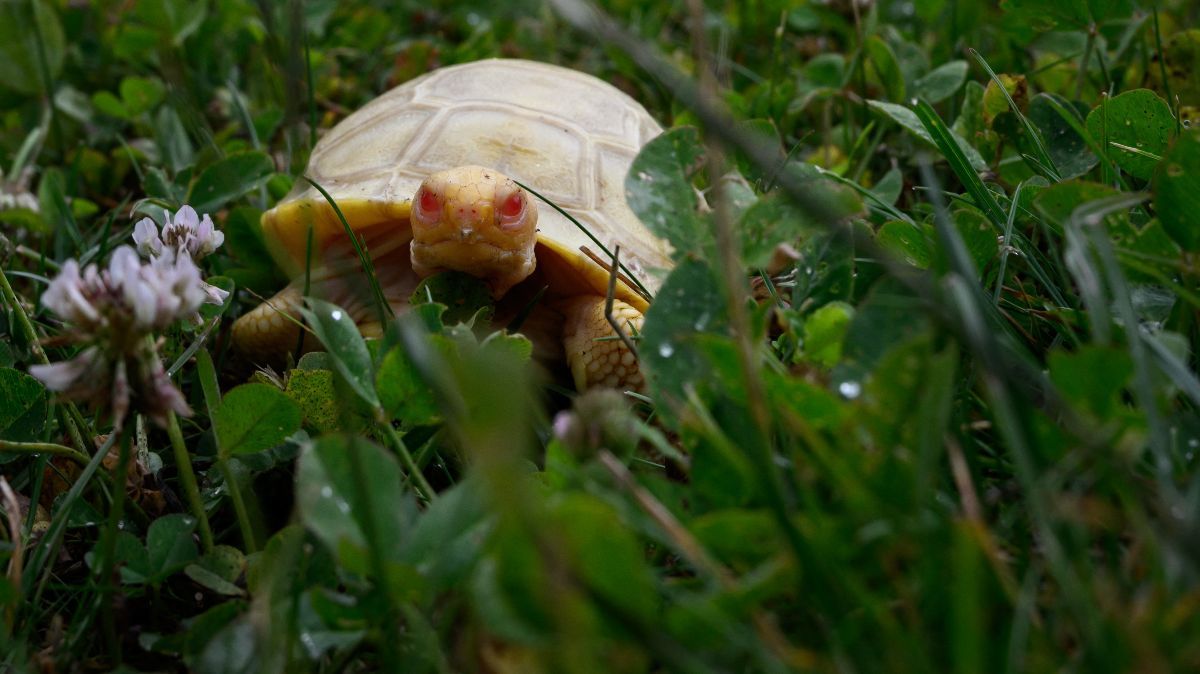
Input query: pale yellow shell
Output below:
<box><xmin>263</xmin><ymin>58</ymin><xmax>672</xmax><ymax>298</ymax></box>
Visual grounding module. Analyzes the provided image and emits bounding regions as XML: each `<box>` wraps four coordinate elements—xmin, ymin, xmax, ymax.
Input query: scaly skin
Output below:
<box><xmin>560</xmin><ymin>296</ymin><xmax>645</xmax><ymax>391</ymax></box>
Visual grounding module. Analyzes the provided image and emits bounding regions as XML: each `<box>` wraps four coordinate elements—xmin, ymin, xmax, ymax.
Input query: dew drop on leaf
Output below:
<box><xmin>658</xmin><ymin>343</ymin><xmax>675</xmax><ymax>358</ymax></box>
<box><xmin>838</xmin><ymin>380</ymin><xmax>861</xmax><ymax>399</ymax></box>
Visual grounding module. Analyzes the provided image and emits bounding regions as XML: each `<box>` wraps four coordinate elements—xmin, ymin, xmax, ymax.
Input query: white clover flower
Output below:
<box><xmin>131</xmin><ymin>205</ymin><xmax>228</xmax><ymax>311</ymax></box>
<box><xmin>41</xmin><ymin>260</ymin><xmax>104</xmax><ymax>330</ymax></box>
<box><xmin>135</xmin><ymin>205</ymin><xmax>225</xmax><ymax>262</ymax></box>
<box><xmin>132</xmin><ymin>218</ymin><xmax>163</xmax><ymax>258</ymax></box>
<box><xmin>28</xmin><ymin>244</ymin><xmax>213</xmax><ymax>427</ymax></box>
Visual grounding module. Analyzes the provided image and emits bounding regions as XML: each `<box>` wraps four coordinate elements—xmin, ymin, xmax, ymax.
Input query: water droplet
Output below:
<box><xmin>320</xmin><ymin>486</ymin><xmax>333</xmax><ymax>498</ymax></box>
<box><xmin>331</xmin><ymin>310</ymin><xmax>343</xmax><ymax>321</ymax></box>
<box><xmin>838</xmin><ymin>380</ymin><xmax>861</xmax><ymax>399</ymax></box>
<box><xmin>658</xmin><ymin>343</ymin><xmax>675</xmax><ymax>358</ymax></box>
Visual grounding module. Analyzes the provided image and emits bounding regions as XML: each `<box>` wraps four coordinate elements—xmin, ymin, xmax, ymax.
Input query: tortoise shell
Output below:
<box><xmin>261</xmin><ymin>58</ymin><xmax>672</xmax><ymax>301</ymax></box>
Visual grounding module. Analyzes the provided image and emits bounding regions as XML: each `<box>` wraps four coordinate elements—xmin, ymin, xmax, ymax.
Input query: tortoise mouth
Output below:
<box><xmin>410</xmin><ymin>238</ymin><xmax>536</xmax><ymax>296</ymax></box>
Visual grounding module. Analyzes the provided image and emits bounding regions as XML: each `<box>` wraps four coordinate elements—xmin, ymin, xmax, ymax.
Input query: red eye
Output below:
<box><xmin>418</xmin><ymin>188</ymin><xmax>441</xmax><ymax>215</ymax></box>
<box><xmin>498</xmin><ymin>192</ymin><xmax>524</xmax><ymax>219</ymax></box>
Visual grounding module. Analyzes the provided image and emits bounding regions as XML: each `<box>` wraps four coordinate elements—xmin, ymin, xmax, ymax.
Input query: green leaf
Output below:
<box><xmin>284</xmin><ymin>368</ymin><xmax>339</xmax><ymax>433</ymax></box>
<box><xmin>868</xmin><ymin>100</ymin><xmax>987</xmax><ymax>171</ymax></box>
<box><xmin>865</xmin><ymin>36</ymin><xmax>906</xmax><ymax>102</ymax></box>
<box><xmin>114</xmin><ymin>531</ymin><xmax>151</xmax><ymax>584</ymax></box>
<box><xmin>625</xmin><ymin>127</ymin><xmax>711</xmax><ymax>259</ymax></box>
<box><xmin>0</xmin><ymin>368</ymin><xmax>47</xmax><ymax>442</ymax></box>
<box><xmin>400</xmin><ymin>477</ymin><xmax>491</xmax><ymax>590</ymax></box>
<box><xmin>146</xmin><ymin>514</ymin><xmax>199</xmax><ymax>583</ymax></box>
<box><xmin>187</xmin><ymin>152</ymin><xmax>274</xmax><ymax>215</ymax></box>
<box><xmin>641</xmin><ymin>260</ymin><xmax>728</xmax><ymax>405</ymax></box>
<box><xmin>91</xmin><ymin>91</ymin><xmax>130</xmax><ymax>120</ymax></box>
<box><xmin>155</xmin><ymin>106</ymin><xmax>196</xmax><ymax>174</ymax></box>
<box><xmin>690</xmin><ymin>509</ymin><xmax>780</xmax><ymax>571</ymax></box>
<box><xmin>295</xmin><ymin>435</ymin><xmax>408</xmax><ymax>571</ymax></box>
<box><xmin>409</xmin><ymin>271</ymin><xmax>494</xmax><ymax>325</ymax></box>
<box><xmin>803</xmin><ymin>301</ymin><xmax>855</xmax><ymax>367</ymax></box>
<box><xmin>551</xmin><ymin>494</ymin><xmax>658</xmax><ymax>623</ymax></box>
<box><xmin>185</xmin><ymin>545</ymin><xmax>246</xmax><ymax>596</ymax></box>
<box><xmin>213</xmin><ymin>384</ymin><xmax>302</xmax><ymax>457</ymax></box>
<box><xmin>765</xmin><ymin>373</ymin><xmax>846</xmax><ymax>430</ymax></box>
<box><xmin>738</xmin><ymin>178</ymin><xmax>862</xmax><ymax>269</ymax></box>
<box><xmin>119</xmin><ymin>76</ymin><xmax>166</xmax><ymax>116</ymax></box>
<box><xmin>194</xmin><ymin>616</ymin><xmax>257</xmax><ymax>674</ymax></box>
<box><xmin>1085</xmin><ymin>89</ymin><xmax>1175</xmax><ymax>180</ymax></box>
<box><xmin>299</xmin><ymin>298</ymin><xmax>380</xmax><ymax>409</ymax></box>
<box><xmin>1153</xmin><ymin>131</ymin><xmax>1200</xmax><ymax>251</ymax></box>
<box><xmin>184</xmin><ymin>565</ymin><xmax>244</xmax><ymax>597</ymax></box>
<box><xmin>913</xmin><ymin>60</ymin><xmax>968</xmax><ymax>104</ymax></box>
<box><xmin>135</xmin><ymin>0</ymin><xmax>210</xmax><ymax>46</ymax></box>
<box><xmin>877</xmin><ymin>221</ymin><xmax>933</xmax><ymax>268</ymax></box>
<box><xmin>0</xmin><ymin>0</ymin><xmax>65</xmax><ymax>95</ymax></box>
<box><xmin>39</xmin><ymin>168</ymin><xmax>79</xmax><ymax>244</ymax></box>
<box><xmin>1030</xmin><ymin>93</ymin><xmax>1098</xmax><ymax>180</ymax></box>
<box><xmin>1034</xmin><ymin>180</ymin><xmax>1118</xmax><ymax>228</ymax></box>
<box><xmin>1048</xmin><ymin>346</ymin><xmax>1133</xmax><ymax>418</ymax></box>
<box><xmin>833</xmin><ymin>278</ymin><xmax>931</xmax><ymax>390</ymax></box>
<box><xmin>377</xmin><ymin>345</ymin><xmax>442</xmax><ymax>427</ymax></box>
<box><xmin>1000</xmin><ymin>0</ymin><xmax>1132</xmax><ymax>30</ymax></box>
<box><xmin>952</xmin><ymin>209</ymin><xmax>1000</xmax><ymax>273</ymax></box>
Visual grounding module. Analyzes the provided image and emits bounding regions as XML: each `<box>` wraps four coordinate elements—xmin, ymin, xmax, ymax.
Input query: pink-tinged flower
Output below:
<box><xmin>132</xmin><ymin>205</ymin><xmax>228</xmax><ymax>309</ymax></box>
<box><xmin>28</xmin><ymin>244</ymin><xmax>209</xmax><ymax>427</ymax></box>
<box><xmin>132</xmin><ymin>218</ymin><xmax>163</xmax><ymax>258</ymax></box>
<box><xmin>133</xmin><ymin>205</ymin><xmax>225</xmax><ymax>262</ymax></box>
<box><xmin>41</xmin><ymin>260</ymin><xmax>104</xmax><ymax>330</ymax></box>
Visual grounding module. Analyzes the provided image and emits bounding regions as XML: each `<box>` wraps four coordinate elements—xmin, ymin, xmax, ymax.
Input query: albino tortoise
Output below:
<box><xmin>231</xmin><ymin>58</ymin><xmax>672</xmax><ymax>390</ymax></box>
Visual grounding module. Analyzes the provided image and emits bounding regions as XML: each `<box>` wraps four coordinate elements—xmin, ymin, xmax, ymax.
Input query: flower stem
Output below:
<box><xmin>165</xmin><ymin>411</ymin><xmax>214</xmax><ymax>553</ymax></box>
<box><xmin>217</xmin><ymin>456</ymin><xmax>257</xmax><ymax>553</ymax></box>
<box><xmin>0</xmin><ymin>265</ymin><xmax>88</xmax><ymax>453</ymax></box>
<box><xmin>194</xmin><ymin>348</ymin><xmax>258</xmax><ymax>553</ymax></box>
<box><xmin>377</xmin><ymin>412</ymin><xmax>436</xmax><ymax>503</ymax></box>
<box><xmin>96</xmin><ymin>429</ymin><xmax>131</xmax><ymax>666</ymax></box>
<box><xmin>0</xmin><ymin>439</ymin><xmax>89</xmax><ymax>465</ymax></box>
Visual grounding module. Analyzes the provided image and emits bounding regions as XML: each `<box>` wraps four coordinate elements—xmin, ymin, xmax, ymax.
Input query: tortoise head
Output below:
<box><xmin>409</xmin><ymin>165</ymin><xmax>539</xmax><ymax>297</ymax></box>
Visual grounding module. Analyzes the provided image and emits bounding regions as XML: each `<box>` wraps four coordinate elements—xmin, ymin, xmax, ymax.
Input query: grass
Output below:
<box><xmin>1</xmin><ymin>0</ymin><xmax>1199</xmax><ymax>672</ymax></box>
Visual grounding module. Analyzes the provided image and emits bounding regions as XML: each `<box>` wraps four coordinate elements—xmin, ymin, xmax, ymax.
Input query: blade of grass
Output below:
<box><xmin>196</xmin><ymin>348</ymin><xmax>258</xmax><ymax>552</ymax></box>
<box><xmin>301</xmin><ymin>176</ymin><xmax>392</xmax><ymax>326</ymax></box>
<box><xmin>969</xmin><ymin>49</ymin><xmax>1061</xmax><ymax>182</ymax></box>
<box><xmin>514</xmin><ymin>179</ymin><xmax>654</xmax><ymax>301</ymax></box>
<box><xmin>1069</xmin><ymin>193</ymin><xmax>1177</xmax><ymax>499</ymax></box>
<box><xmin>24</xmin><ymin>432</ymin><xmax>119</xmax><ymax>598</ymax></box>
<box><xmin>912</xmin><ymin>99</ymin><xmax>1007</xmax><ymax>225</ymax></box>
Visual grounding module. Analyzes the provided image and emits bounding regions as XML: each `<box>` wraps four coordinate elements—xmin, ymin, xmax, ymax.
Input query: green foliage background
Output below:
<box><xmin>1</xmin><ymin>0</ymin><xmax>1199</xmax><ymax>672</ymax></box>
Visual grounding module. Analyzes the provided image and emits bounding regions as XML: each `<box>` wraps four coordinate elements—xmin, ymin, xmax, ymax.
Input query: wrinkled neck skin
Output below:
<box><xmin>408</xmin><ymin>165</ymin><xmax>539</xmax><ymax>297</ymax></box>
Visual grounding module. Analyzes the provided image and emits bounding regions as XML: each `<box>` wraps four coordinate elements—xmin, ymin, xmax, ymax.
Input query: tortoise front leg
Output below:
<box><xmin>231</xmin><ymin>283</ymin><xmax>307</xmax><ymax>362</ymax></box>
<box><xmin>560</xmin><ymin>295</ymin><xmax>645</xmax><ymax>391</ymax></box>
